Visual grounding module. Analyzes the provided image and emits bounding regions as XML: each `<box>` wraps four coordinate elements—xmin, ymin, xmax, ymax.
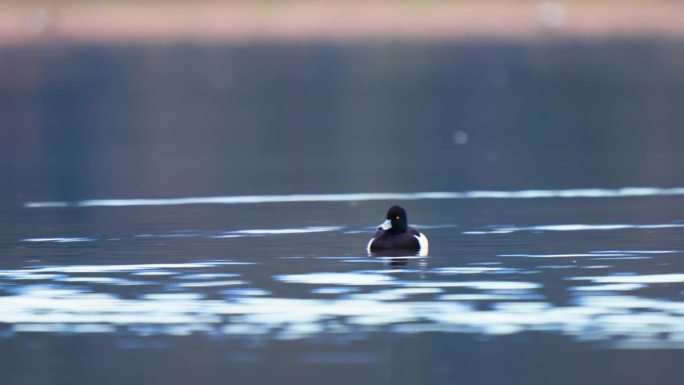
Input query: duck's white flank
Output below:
<box><xmin>366</xmin><ymin>237</ymin><xmax>375</xmax><ymax>253</ymax></box>
<box><xmin>414</xmin><ymin>233</ymin><xmax>429</xmax><ymax>254</ymax></box>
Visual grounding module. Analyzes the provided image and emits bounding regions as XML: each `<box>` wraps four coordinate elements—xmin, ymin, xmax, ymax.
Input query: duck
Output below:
<box><xmin>366</xmin><ymin>205</ymin><xmax>429</xmax><ymax>254</ymax></box>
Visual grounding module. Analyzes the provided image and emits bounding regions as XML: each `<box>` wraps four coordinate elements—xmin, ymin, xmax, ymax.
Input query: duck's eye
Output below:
<box><xmin>395</xmin><ymin>216</ymin><xmax>400</xmax><ymax>220</ymax></box>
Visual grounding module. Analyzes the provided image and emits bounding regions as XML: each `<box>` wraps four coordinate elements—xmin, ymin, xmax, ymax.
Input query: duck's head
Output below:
<box><xmin>378</xmin><ymin>205</ymin><xmax>408</xmax><ymax>233</ymax></box>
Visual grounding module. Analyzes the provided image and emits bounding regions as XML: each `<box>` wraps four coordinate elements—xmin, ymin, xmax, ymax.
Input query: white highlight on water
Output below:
<box><xmin>571</xmin><ymin>283</ymin><xmax>646</xmax><ymax>292</ymax></box>
<box><xmin>0</xmin><ymin>262</ymin><xmax>243</xmax><ymax>277</ymax></box>
<box><xmin>276</xmin><ymin>272</ymin><xmax>395</xmax><ymax>286</ymax></box>
<box><xmin>576</xmin><ymin>274</ymin><xmax>684</xmax><ymax>284</ymax></box>
<box><xmin>231</xmin><ymin>226</ymin><xmax>341</xmax><ymax>235</ymax></box>
<box><xmin>22</xmin><ymin>237</ymin><xmax>94</xmax><ymax>243</ymax></box>
<box><xmin>24</xmin><ymin>186</ymin><xmax>684</xmax><ymax>208</ymax></box>
<box><xmin>500</xmin><ymin>253</ymin><xmax>631</xmax><ymax>258</ymax></box>
<box><xmin>465</xmin><ymin>223</ymin><xmax>684</xmax><ymax>235</ymax></box>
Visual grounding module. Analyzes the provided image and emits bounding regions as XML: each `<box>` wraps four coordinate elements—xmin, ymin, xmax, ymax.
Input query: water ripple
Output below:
<box><xmin>0</xmin><ymin>262</ymin><xmax>251</xmax><ymax>280</ymax></box>
<box><xmin>22</xmin><ymin>237</ymin><xmax>95</xmax><ymax>243</ymax></box>
<box><xmin>500</xmin><ymin>253</ymin><xmax>631</xmax><ymax>258</ymax></box>
<box><xmin>465</xmin><ymin>223</ymin><xmax>684</xmax><ymax>235</ymax></box>
<box><xmin>24</xmin><ymin>186</ymin><xmax>684</xmax><ymax>208</ymax></box>
<box><xmin>2</xmin><ymin>289</ymin><xmax>682</xmax><ymax>348</ymax></box>
<box><xmin>0</xmin><ymin>265</ymin><xmax>683</xmax><ymax>348</ymax></box>
<box><xmin>136</xmin><ymin>226</ymin><xmax>343</xmax><ymax>240</ymax></box>
<box><xmin>574</xmin><ymin>274</ymin><xmax>684</xmax><ymax>284</ymax></box>
<box><xmin>276</xmin><ymin>273</ymin><xmax>395</xmax><ymax>286</ymax></box>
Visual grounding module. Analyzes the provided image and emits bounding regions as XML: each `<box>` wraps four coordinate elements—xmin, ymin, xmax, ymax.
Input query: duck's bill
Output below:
<box><xmin>378</xmin><ymin>219</ymin><xmax>392</xmax><ymax>230</ymax></box>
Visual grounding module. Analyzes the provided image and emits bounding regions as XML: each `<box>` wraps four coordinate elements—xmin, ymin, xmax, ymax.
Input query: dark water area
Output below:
<box><xmin>1</xmin><ymin>39</ymin><xmax>684</xmax><ymax>384</ymax></box>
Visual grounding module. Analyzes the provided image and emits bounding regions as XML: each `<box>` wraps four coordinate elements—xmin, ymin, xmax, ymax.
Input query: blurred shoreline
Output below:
<box><xmin>1</xmin><ymin>1</ymin><xmax>684</xmax><ymax>45</ymax></box>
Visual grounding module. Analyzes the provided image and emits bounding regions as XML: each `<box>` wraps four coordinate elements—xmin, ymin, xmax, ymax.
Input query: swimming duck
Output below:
<box><xmin>366</xmin><ymin>205</ymin><xmax>429</xmax><ymax>254</ymax></box>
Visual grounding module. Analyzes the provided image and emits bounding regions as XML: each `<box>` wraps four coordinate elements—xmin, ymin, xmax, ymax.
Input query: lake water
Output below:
<box><xmin>1</xmin><ymin>40</ymin><xmax>684</xmax><ymax>385</ymax></box>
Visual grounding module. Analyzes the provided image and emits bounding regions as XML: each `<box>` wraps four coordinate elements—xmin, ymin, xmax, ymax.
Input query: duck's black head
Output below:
<box><xmin>379</xmin><ymin>205</ymin><xmax>408</xmax><ymax>233</ymax></box>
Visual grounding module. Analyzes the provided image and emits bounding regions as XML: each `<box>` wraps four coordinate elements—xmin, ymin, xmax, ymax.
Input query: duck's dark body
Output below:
<box><xmin>369</xmin><ymin>227</ymin><xmax>422</xmax><ymax>251</ymax></box>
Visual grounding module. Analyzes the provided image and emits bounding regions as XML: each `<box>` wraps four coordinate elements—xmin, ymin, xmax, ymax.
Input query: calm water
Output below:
<box><xmin>1</xmin><ymin>40</ymin><xmax>684</xmax><ymax>385</ymax></box>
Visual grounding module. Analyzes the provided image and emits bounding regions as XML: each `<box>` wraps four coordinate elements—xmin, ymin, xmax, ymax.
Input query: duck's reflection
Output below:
<box><xmin>368</xmin><ymin>249</ymin><xmax>428</xmax><ymax>270</ymax></box>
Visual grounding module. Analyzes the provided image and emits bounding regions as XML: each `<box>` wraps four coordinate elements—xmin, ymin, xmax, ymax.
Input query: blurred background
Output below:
<box><xmin>1</xmin><ymin>0</ymin><xmax>684</xmax><ymax>204</ymax></box>
<box><xmin>1</xmin><ymin>2</ymin><xmax>684</xmax><ymax>385</ymax></box>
